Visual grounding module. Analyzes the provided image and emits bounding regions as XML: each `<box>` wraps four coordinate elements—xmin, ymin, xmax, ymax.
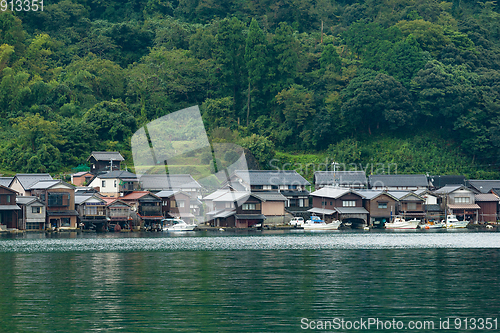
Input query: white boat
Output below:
<box><xmin>303</xmin><ymin>216</ymin><xmax>341</xmax><ymax>230</ymax></box>
<box><xmin>384</xmin><ymin>216</ymin><xmax>420</xmax><ymax>229</ymax></box>
<box><xmin>444</xmin><ymin>215</ymin><xmax>469</xmax><ymax>229</ymax></box>
<box><xmin>162</xmin><ymin>219</ymin><xmax>197</xmax><ymax>232</ymax></box>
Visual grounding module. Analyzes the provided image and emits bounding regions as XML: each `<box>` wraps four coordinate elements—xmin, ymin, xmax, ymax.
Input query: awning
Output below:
<box><xmin>448</xmin><ymin>204</ymin><xmax>480</xmax><ymax>210</ymax></box>
<box><xmin>335</xmin><ymin>207</ymin><xmax>369</xmax><ymax>214</ymax></box>
<box><xmin>139</xmin><ymin>215</ymin><xmax>164</xmax><ymax>220</ymax></box>
<box><xmin>403</xmin><ymin>212</ymin><xmax>426</xmax><ymax>216</ymax></box>
<box><xmin>307</xmin><ymin>207</ymin><xmax>336</xmax><ymax>215</ymax></box>
<box><xmin>0</xmin><ymin>205</ymin><xmax>21</xmax><ymax>210</ymax></box>
<box><xmin>235</xmin><ymin>214</ymin><xmax>266</xmax><ymax>220</ymax></box>
<box><xmin>214</xmin><ymin>210</ymin><xmax>236</xmax><ymax>218</ymax></box>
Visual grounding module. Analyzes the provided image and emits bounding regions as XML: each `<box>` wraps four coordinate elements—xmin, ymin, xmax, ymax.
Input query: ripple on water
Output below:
<box><xmin>1</xmin><ymin>232</ymin><xmax>500</xmax><ymax>253</ymax></box>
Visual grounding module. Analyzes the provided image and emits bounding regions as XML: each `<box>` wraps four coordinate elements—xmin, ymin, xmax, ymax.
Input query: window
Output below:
<box><xmin>6</xmin><ymin>195</ymin><xmax>10</xmax><ymax>203</ymax></box>
<box><xmin>271</xmin><ymin>185</ymin><xmax>279</xmax><ymax>190</ymax></box>
<box><xmin>378</xmin><ymin>202</ymin><xmax>388</xmax><ymax>209</ymax></box>
<box><xmin>242</xmin><ymin>203</ymin><xmax>256</xmax><ymax>210</ymax></box>
<box><xmin>263</xmin><ymin>185</ymin><xmax>271</xmax><ymax>190</ymax></box>
<box><xmin>407</xmin><ymin>202</ymin><xmax>417</xmax><ymax>210</ymax></box>
<box><xmin>32</xmin><ymin>206</ymin><xmax>41</xmax><ymax>214</ymax></box>
<box><xmin>47</xmin><ymin>193</ymin><xmax>70</xmax><ymax>207</ymax></box>
<box><xmin>289</xmin><ymin>185</ymin><xmax>298</xmax><ymax>190</ymax></box>
<box><xmin>85</xmin><ymin>206</ymin><xmax>98</xmax><ymax>215</ymax></box>
<box><xmin>225</xmin><ymin>202</ymin><xmax>233</xmax><ymax>209</ymax></box>
<box><xmin>455</xmin><ymin>197</ymin><xmax>470</xmax><ymax>204</ymax></box>
<box><xmin>102</xmin><ymin>180</ymin><xmax>106</xmax><ymax>187</ymax></box>
<box><xmin>330</xmin><ymin>201</ymin><xmax>333</xmax><ymax>206</ymax></box>
<box><xmin>114</xmin><ymin>180</ymin><xmax>117</xmax><ymax>188</ymax></box>
<box><xmin>178</xmin><ymin>200</ymin><xmax>185</xmax><ymax>208</ymax></box>
<box><xmin>321</xmin><ymin>201</ymin><xmax>327</xmax><ymax>206</ymax></box>
<box><xmin>343</xmin><ymin>200</ymin><xmax>356</xmax><ymax>207</ymax></box>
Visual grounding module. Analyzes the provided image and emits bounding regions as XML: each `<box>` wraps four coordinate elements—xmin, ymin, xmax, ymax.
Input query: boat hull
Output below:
<box><xmin>385</xmin><ymin>221</ymin><xmax>420</xmax><ymax>229</ymax></box>
<box><xmin>303</xmin><ymin>220</ymin><xmax>341</xmax><ymax>230</ymax></box>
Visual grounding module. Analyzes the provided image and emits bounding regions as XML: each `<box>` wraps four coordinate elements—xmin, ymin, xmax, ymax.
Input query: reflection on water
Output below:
<box><xmin>1</xmin><ymin>232</ymin><xmax>499</xmax><ymax>332</ymax></box>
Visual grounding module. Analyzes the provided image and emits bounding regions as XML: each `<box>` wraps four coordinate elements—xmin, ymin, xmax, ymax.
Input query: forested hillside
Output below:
<box><xmin>1</xmin><ymin>0</ymin><xmax>500</xmax><ymax>178</ymax></box>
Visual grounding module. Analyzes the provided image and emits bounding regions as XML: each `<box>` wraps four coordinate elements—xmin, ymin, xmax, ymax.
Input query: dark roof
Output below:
<box><xmin>14</xmin><ymin>173</ymin><xmax>53</xmax><ymax>190</ymax></box>
<box><xmin>0</xmin><ymin>204</ymin><xmax>21</xmax><ymax>210</ymax></box>
<box><xmin>468</xmin><ymin>180</ymin><xmax>500</xmax><ymax>194</ymax></box>
<box><xmin>314</xmin><ymin>171</ymin><xmax>367</xmax><ymax>186</ymax></box>
<box><xmin>252</xmin><ymin>192</ymin><xmax>288</xmax><ymax>202</ymax></box>
<box><xmin>97</xmin><ymin>170</ymin><xmax>137</xmax><ymax>180</ymax></box>
<box><xmin>235</xmin><ymin>214</ymin><xmax>266</xmax><ymax>220</ymax></box>
<box><xmin>0</xmin><ymin>177</ymin><xmax>13</xmax><ymax>187</ymax></box>
<box><xmin>429</xmin><ymin>175</ymin><xmax>466</xmax><ymax>188</ymax></box>
<box><xmin>234</xmin><ymin>170</ymin><xmax>310</xmax><ymax>186</ymax></box>
<box><xmin>369</xmin><ymin>174</ymin><xmax>429</xmax><ymax>188</ymax></box>
<box><xmin>87</xmin><ymin>151</ymin><xmax>124</xmax><ymax>162</ymax></box>
<box><xmin>139</xmin><ymin>174</ymin><xmax>202</xmax><ymax>191</ymax></box>
<box><xmin>424</xmin><ymin>204</ymin><xmax>442</xmax><ymax>212</ymax></box>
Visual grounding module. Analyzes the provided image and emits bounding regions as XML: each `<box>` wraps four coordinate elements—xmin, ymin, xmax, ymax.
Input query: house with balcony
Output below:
<box><xmin>29</xmin><ymin>180</ymin><xmax>78</xmax><ymax>229</ymax></box>
<box><xmin>388</xmin><ymin>191</ymin><xmax>426</xmax><ymax>221</ymax></box>
<box><xmin>87</xmin><ymin>151</ymin><xmax>124</xmax><ymax>175</ymax></box>
<box><xmin>102</xmin><ymin>198</ymin><xmax>133</xmax><ymax>229</ymax></box>
<box><xmin>88</xmin><ymin>170</ymin><xmax>139</xmax><ymax>197</ymax></box>
<box><xmin>308</xmin><ymin>187</ymin><xmax>368</xmax><ymax>227</ymax></box>
<box><xmin>155</xmin><ymin>190</ymin><xmax>194</xmax><ymax>222</ymax></box>
<box><xmin>0</xmin><ymin>185</ymin><xmax>21</xmax><ymax>230</ymax></box>
<box><xmin>206</xmin><ymin>191</ymin><xmax>266</xmax><ymax>228</ymax></box>
<box><xmin>433</xmin><ymin>185</ymin><xmax>480</xmax><ymax>223</ymax></box>
<box><xmin>120</xmin><ymin>191</ymin><xmax>163</xmax><ymax>228</ymax></box>
<box><xmin>227</xmin><ymin>170</ymin><xmax>310</xmax><ymax>215</ymax></box>
<box><xmin>16</xmin><ymin>196</ymin><xmax>45</xmax><ymax>231</ymax></box>
<box><xmin>75</xmin><ymin>194</ymin><xmax>107</xmax><ymax>230</ymax></box>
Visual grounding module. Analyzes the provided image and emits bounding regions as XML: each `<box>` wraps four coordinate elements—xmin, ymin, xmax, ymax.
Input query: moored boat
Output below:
<box><xmin>384</xmin><ymin>216</ymin><xmax>420</xmax><ymax>229</ymax></box>
<box><xmin>419</xmin><ymin>221</ymin><xmax>446</xmax><ymax>229</ymax></box>
<box><xmin>444</xmin><ymin>215</ymin><xmax>469</xmax><ymax>229</ymax></box>
<box><xmin>303</xmin><ymin>216</ymin><xmax>341</xmax><ymax>230</ymax></box>
<box><xmin>162</xmin><ymin>218</ymin><xmax>197</xmax><ymax>231</ymax></box>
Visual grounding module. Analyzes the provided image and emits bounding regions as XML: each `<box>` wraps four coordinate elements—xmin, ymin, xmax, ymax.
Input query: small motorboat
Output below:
<box><xmin>303</xmin><ymin>216</ymin><xmax>341</xmax><ymax>230</ymax></box>
<box><xmin>444</xmin><ymin>215</ymin><xmax>469</xmax><ymax>229</ymax></box>
<box><xmin>419</xmin><ymin>221</ymin><xmax>446</xmax><ymax>229</ymax></box>
<box><xmin>384</xmin><ymin>216</ymin><xmax>420</xmax><ymax>229</ymax></box>
<box><xmin>162</xmin><ymin>218</ymin><xmax>197</xmax><ymax>232</ymax></box>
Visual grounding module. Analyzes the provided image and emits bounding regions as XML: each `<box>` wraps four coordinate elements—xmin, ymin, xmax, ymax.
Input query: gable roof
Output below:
<box><xmin>310</xmin><ymin>187</ymin><xmax>365</xmax><ymax>199</ymax></box>
<box><xmin>29</xmin><ymin>180</ymin><xmax>75</xmax><ymax>190</ymax></box>
<box><xmin>87</xmin><ymin>151</ymin><xmax>124</xmax><ymax>162</ymax></box>
<box><xmin>369</xmin><ymin>174</ymin><xmax>429</xmax><ymax>188</ymax></box>
<box><xmin>72</xmin><ymin>171</ymin><xmax>93</xmax><ymax>177</ymax></box>
<box><xmin>121</xmin><ymin>191</ymin><xmax>160</xmax><ymax>201</ymax></box>
<box><xmin>139</xmin><ymin>174</ymin><xmax>202</xmax><ymax>191</ymax></box>
<box><xmin>213</xmin><ymin>191</ymin><xmax>251</xmax><ymax>202</ymax></box>
<box><xmin>74</xmin><ymin>195</ymin><xmax>107</xmax><ymax>205</ymax></box>
<box><xmin>233</xmin><ymin>170</ymin><xmax>310</xmax><ymax>186</ymax></box>
<box><xmin>468</xmin><ymin>180</ymin><xmax>500</xmax><ymax>194</ymax></box>
<box><xmin>314</xmin><ymin>171</ymin><xmax>367</xmax><ymax>186</ymax></box>
<box><xmin>16</xmin><ymin>196</ymin><xmax>42</xmax><ymax>205</ymax></box>
<box><xmin>13</xmin><ymin>173</ymin><xmax>53</xmax><ymax>190</ymax></box>
<box><xmin>203</xmin><ymin>189</ymin><xmax>232</xmax><ymax>201</ymax></box>
<box><xmin>355</xmin><ymin>190</ymin><xmax>398</xmax><ymax>201</ymax></box>
<box><xmin>433</xmin><ymin>184</ymin><xmax>470</xmax><ymax>195</ymax></box>
<box><xmin>0</xmin><ymin>177</ymin><xmax>14</xmax><ymax>187</ymax></box>
<box><xmin>0</xmin><ymin>184</ymin><xmax>17</xmax><ymax>194</ymax></box>
<box><xmin>97</xmin><ymin>170</ymin><xmax>137</xmax><ymax>180</ymax></box>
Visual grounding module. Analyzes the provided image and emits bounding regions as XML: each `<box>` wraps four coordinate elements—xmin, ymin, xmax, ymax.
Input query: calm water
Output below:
<box><xmin>1</xmin><ymin>230</ymin><xmax>500</xmax><ymax>332</ymax></box>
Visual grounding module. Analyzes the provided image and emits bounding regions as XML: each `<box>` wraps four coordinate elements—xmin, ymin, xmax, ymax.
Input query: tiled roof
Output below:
<box><xmin>29</xmin><ymin>180</ymin><xmax>75</xmax><ymax>190</ymax></box>
<box><xmin>429</xmin><ymin>175</ymin><xmax>466</xmax><ymax>188</ymax></box>
<box><xmin>0</xmin><ymin>177</ymin><xmax>13</xmax><ymax>187</ymax></box>
<box><xmin>203</xmin><ymin>189</ymin><xmax>231</xmax><ymax>201</ymax></box>
<box><xmin>448</xmin><ymin>204</ymin><xmax>480</xmax><ymax>210</ymax></box>
<box><xmin>154</xmin><ymin>190</ymin><xmax>178</xmax><ymax>198</ymax></box>
<box><xmin>213</xmin><ymin>191</ymin><xmax>250</xmax><ymax>202</ymax></box>
<box><xmin>433</xmin><ymin>184</ymin><xmax>468</xmax><ymax>194</ymax></box>
<box><xmin>87</xmin><ymin>151</ymin><xmax>124</xmax><ymax>162</ymax></box>
<box><xmin>369</xmin><ymin>174</ymin><xmax>429</xmax><ymax>188</ymax></box>
<box><xmin>139</xmin><ymin>174</ymin><xmax>202</xmax><ymax>190</ymax></box>
<box><xmin>121</xmin><ymin>191</ymin><xmax>155</xmax><ymax>200</ymax></box>
<box><xmin>475</xmin><ymin>193</ymin><xmax>500</xmax><ymax>202</ymax></box>
<box><xmin>468</xmin><ymin>180</ymin><xmax>500</xmax><ymax>194</ymax></box>
<box><xmin>97</xmin><ymin>170</ymin><xmax>137</xmax><ymax>180</ymax></box>
<box><xmin>314</xmin><ymin>171</ymin><xmax>367</xmax><ymax>186</ymax></box>
<box><xmin>16</xmin><ymin>196</ymin><xmax>39</xmax><ymax>205</ymax></box>
<box><xmin>234</xmin><ymin>170</ymin><xmax>310</xmax><ymax>186</ymax></box>
<box><xmin>14</xmin><ymin>173</ymin><xmax>53</xmax><ymax>190</ymax></box>
<box><xmin>310</xmin><ymin>187</ymin><xmax>364</xmax><ymax>199</ymax></box>
<box><xmin>355</xmin><ymin>190</ymin><xmax>392</xmax><ymax>200</ymax></box>
<box><xmin>252</xmin><ymin>192</ymin><xmax>288</xmax><ymax>202</ymax></box>
<box><xmin>72</xmin><ymin>171</ymin><xmax>92</xmax><ymax>177</ymax></box>
<box><xmin>335</xmin><ymin>207</ymin><xmax>369</xmax><ymax>214</ymax></box>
